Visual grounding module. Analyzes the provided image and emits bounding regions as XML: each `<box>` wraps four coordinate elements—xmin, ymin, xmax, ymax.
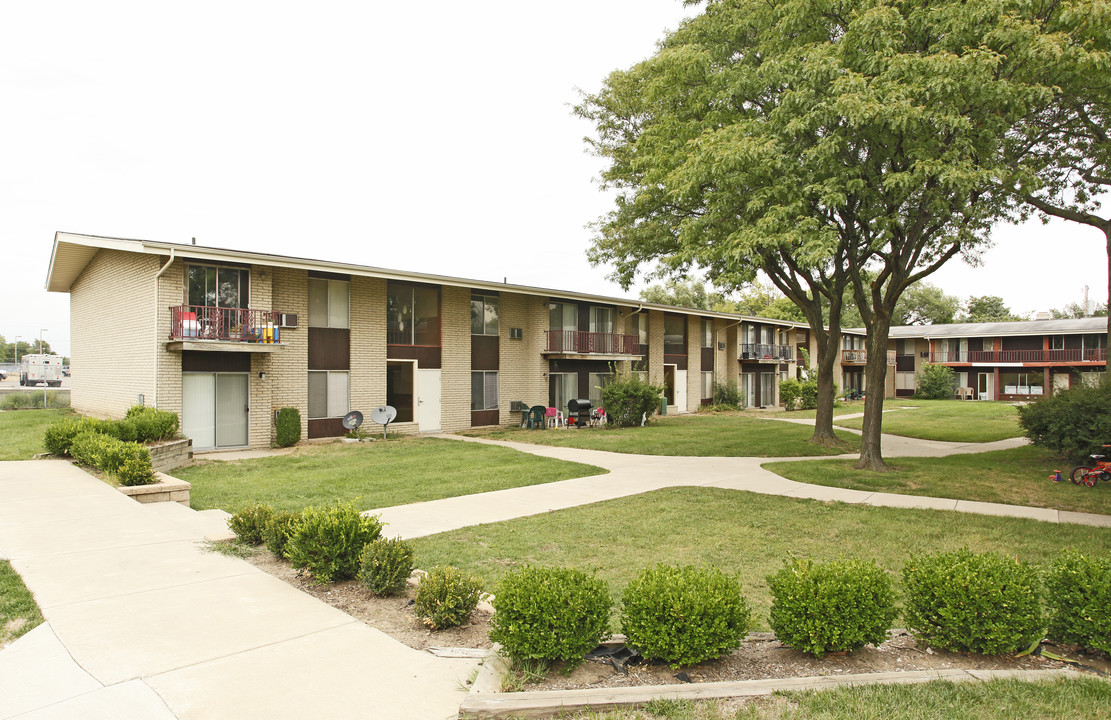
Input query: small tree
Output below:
<box><xmin>712</xmin><ymin>379</ymin><xmax>741</xmax><ymax>408</ymax></box>
<box><xmin>601</xmin><ymin>367</ymin><xmax>664</xmax><ymax>427</ymax></box>
<box><xmin>914</xmin><ymin>364</ymin><xmax>957</xmax><ymax>400</ymax></box>
<box><xmin>779</xmin><ymin>379</ymin><xmax>802</xmax><ymax>411</ymax></box>
<box><xmin>274</xmin><ymin>407</ymin><xmax>301</xmax><ymax>447</ymax></box>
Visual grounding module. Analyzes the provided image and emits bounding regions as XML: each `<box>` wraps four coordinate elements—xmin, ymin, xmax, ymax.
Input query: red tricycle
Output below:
<box><xmin>1069</xmin><ymin>446</ymin><xmax>1111</xmax><ymax>488</ymax></box>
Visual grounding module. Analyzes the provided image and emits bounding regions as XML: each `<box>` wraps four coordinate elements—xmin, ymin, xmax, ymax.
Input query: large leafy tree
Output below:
<box><xmin>579</xmin><ymin>0</ymin><xmax>1074</xmax><ymax>469</ymax></box>
<box><xmin>893</xmin><ymin>283</ymin><xmax>962</xmax><ymax>326</ymax></box>
<box><xmin>961</xmin><ymin>295</ymin><xmax>1027</xmax><ymax>323</ymax></box>
<box><xmin>640</xmin><ymin>280</ymin><xmax>730</xmax><ymax>311</ymax></box>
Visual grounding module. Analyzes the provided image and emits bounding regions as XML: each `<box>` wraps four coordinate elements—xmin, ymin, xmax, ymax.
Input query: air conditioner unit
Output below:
<box><xmin>920</xmin><ymin>351</ymin><xmax>929</xmax><ymax>358</ymax></box>
<box><xmin>509</xmin><ymin>327</ymin><xmax>523</xmax><ymax>340</ymax></box>
<box><xmin>280</xmin><ymin>314</ymin><xmax>298</xmax><ymax>328</ymax></box>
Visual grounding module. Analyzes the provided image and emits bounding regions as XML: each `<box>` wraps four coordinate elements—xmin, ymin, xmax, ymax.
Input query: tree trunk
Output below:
<box><xmin>855</xmin><ymin>316</ymin><xmax>893</xmax><ymax>471</ymax></box>
<box><xmin>811</xmin><ymin>329</ymin><xmax>845</xmax><ymax>446</ymax></box>
<box><xmin>1105</xmin><ymin>226</ymin><xmax>1110</xmax><ymax>355</ymax></box>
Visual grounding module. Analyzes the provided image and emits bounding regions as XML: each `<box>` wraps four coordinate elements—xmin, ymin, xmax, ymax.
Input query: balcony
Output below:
<box><xmin>543</xmin><ymin>330</ymin><xmax>641</xmax><ymax>358</ymax></box>
<box><xmin>841</xmin><ymin>349</ymin><xmax>897</xmax><ymax>365</ymax></box>
<box><xmin>740</xmin><ymin>343</ymin><xmax>795</xmax><ymax>362</ymax></box>
<box><xmin>930</xmin><ymin>349</ymin><xmax>1107</xmax><ymax>365</ymax></box>
<box><xmin>167</xmin><ymin>305</ymin><xmax>285</xmax><ymax>352</ymax></box>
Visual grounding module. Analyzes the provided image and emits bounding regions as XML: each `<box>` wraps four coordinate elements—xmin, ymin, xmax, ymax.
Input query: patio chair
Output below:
<box><xmin>527</xmin><ymin>405</ymin><xmax>547</xmax><ymax>430</ymax></box>
<box><xmin>545</xmin><ymin>407</ymin><xmax>565</xmax><ymax>429</ymax></box>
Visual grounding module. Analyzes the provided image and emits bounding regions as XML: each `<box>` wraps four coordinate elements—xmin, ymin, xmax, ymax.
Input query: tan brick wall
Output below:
<box><xmin>498</xmin><ymin>291</ymin><xmax>548</xmax><ymax>423</ymax></box>
<box><xmin>350</xmin><ymin>276</ymin><xmax>387</xmax><ymax>418</ymax></box>
<box><xmin>647</xmin><ymin>310</ymin><xmax>665</xmax><ymax>385</ymax></box>
<box><xmin>441</xmin><ymin>286</ymin><xmax>471</xmax><ymax>432</ymax></box>
<box><xmin>269</xmin><ymin>266</ymin><xmax>310</xmax><ymax>441</ymax></box>
<box><xmin>70</xmin><ymin>249</ymin><xmax>159</xmax><ymax>419</ymax></box>
<box><xmin>154</xmin><ymin>259</ymin><xmax>184</xmax><ymax>421</ymax></box>
<box><xmin>685</xmin><ymin>317</ymin><xmax>702</xmax><ymax>413</ymax></box>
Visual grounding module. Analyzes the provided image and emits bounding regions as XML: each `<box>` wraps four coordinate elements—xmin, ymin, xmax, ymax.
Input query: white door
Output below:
<box><xmin>182</xmin><ymin>374</ymin><xmax>216</xmax><ymax>451</ymax></box>
<box><xmin>216</xmin><ymin>374</ymin><xmax>249</xmax><ymax>447</ymax></box>
<box><xmin>978</xmin><ymin>372</ymin><xmax>994</xmax><ymax>401</ymax></box>
<box><xmin>675</xmin><ymin>370</ymin><xmax>687</xmax><ymax>413</ymax></box>
<box><xmin>741</xmin><ymin>373</ymin><xmax>755</xmax><ymax>408</ymax></box>
<box><xmin>417</xmin><ymin>368</ymin><xmax>441</xmax><ymax>432</ymax></box>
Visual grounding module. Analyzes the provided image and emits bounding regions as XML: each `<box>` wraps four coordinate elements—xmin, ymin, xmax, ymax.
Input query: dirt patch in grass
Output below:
<box><xmin>241</xmin><ymin>546</ymin><xmax>1110</xmax><ymax>692</ymax></box>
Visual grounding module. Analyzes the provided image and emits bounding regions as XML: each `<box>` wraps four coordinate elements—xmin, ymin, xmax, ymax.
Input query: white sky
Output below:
<box><xmin>2</xmin><ymin>1</ymin><xmax>1106</xmax><ymax>358</ymax></box>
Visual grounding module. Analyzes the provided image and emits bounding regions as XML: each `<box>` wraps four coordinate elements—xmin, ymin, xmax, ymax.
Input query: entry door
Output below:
<box><xmin>977</xmin><ymin>372</ymin><xmax>994</xmax><ymax>401</ymax></box>
<box><xmin>417</xmin><ymin>368</ymin><xmax>442</xmax><ymax>432</ymax></box>
<box><xmin>760</xmin><ymin>372</ymin><xmax>776</xmax><ymax>407</ymax></box>
<box><xmin>741</xmin><ymin>373</ymin><xmax>755</xmax><ymax>408</ymax></box>
<box><xmin>663</xmin><ymin>365</ymin><xmax>676</xmax><ymax>405</ymax></box>
<box><xmin>182</xmin><ymin>372</ymin><xmax>249</xmax><ymax>451</ymax></box>
<box><xmin>674</xmin><ymin>370</ymin><xmax>687</xmax><ymax>413</ymax></box>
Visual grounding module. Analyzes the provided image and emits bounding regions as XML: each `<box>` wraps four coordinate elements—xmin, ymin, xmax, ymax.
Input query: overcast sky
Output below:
<box><xmin>2</xmin><ymin>1</ymin><xmax>1106</xmax><ymax>358</ymax></box>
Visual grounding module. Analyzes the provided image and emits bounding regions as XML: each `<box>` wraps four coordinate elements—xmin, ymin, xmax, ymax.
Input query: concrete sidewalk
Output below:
<box><xmin>0</xmin><ymin>460</ymin><xmax>477</xmax><ymax>720</ymax></box>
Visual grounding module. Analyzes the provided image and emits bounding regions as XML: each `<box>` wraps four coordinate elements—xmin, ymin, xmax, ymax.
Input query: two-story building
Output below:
<box><xmin>46</xmin><ymin>232</ymin><xmax>802</xmax><ymax>451</ymax></box>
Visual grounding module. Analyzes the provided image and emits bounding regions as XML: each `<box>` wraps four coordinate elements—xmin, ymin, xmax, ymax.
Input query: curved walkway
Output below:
<box><xmin>371</xmin><ymin>431</ymin><xmax>1111</xmax><ymax>539</ymax></box>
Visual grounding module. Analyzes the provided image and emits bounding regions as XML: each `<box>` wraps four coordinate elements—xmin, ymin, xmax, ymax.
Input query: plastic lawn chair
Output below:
<box><xmin>544</xmin><ymin>407</ymin><xmax>564</xmax><ymax>428</ymax></box>
<box><xmin>528</xmin><ymin>405</ymin><xmax>547</xmax><ymax>430</ymax></box>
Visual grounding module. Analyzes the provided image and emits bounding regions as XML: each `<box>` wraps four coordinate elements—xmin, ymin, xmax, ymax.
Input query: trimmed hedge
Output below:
<box><xmin>768</xmin><ymin>557</ymin><xmax>897</xmax><ymax>657</ymax></box>
<box><xmin>415</xmin><ymin>566</ymin><xmax>484</xmax><ymax>630</ymax></box>
<box><xmin>68</xmin><ymin>430</ymin><xmax>155</xmax><ymax>486</ymax></box>
<box><xmin>274</xmin><ymin>407</ymin><xmax>301</xmax><ymax>448</ymax></box>
<box><xmin>285</xmin><ymin>503</ymin><xmax>383</xmax><ymax>583</ymax></box>
<box><xmin>1045</xmin><ymin>551</ymin><xmax>1111</xmax><ymax>655</ymax></box>
<box><xmin>903</xmin><ymin>548</ymin><xmax>1044</xmax><ymax>655</ymax></box>
<box><xmin>263</xmin><ymin>510</ymin><xmax>301</xmax><ymax>558</ymax></box>
<box><xmin>490</xmin><ymin>566</ymin><xmax>612</xmax><ymax>665</ymax></box>
<box><xmin>622</xmin><ymin>564</ymin><xmax>751</xmax><ymax>667</ymax></box>
<box><xmin>358</xmin><ymin>537</ymin><xmax>416</xmax><ymax>596</ymax></box>
<box><xmin>228</xmin><ymin>504</ymin><xmax>275</xmax><ymax>546</ymax></box>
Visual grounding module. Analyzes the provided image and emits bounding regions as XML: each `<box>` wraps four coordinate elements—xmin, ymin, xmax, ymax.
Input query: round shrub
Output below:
<box><xmin>601</xmin><ymin>372</ymin><xmax>665</xmax><ymax>427</ymax></box>
<box><xmin>903</xmin><ymin>548</ymin><xmax>1044</xmax><ymax>655</ymax></box>
<box><xmin>1045</xmin><ymin>551</ymin><xmax>1111</xmax><ymax>655</ymax></box>
<box><xmin>490</xmin><ymin>566</ymin><xmax>612</xmax><ymax>664</ymax></box>
<box><xmin>285</xmin><ymin>503</ymin><xmax>383</xmax><ymax>583</ymax></box>
<box><xmin>43</xmin><ymin>417</ymin><xmax>111</xmax><ymax>456</ymax></box>
<box><xmin>124</xmin><ymin>406</ymin><xmax>180</xmax><ymax>442</ymax></box>
<box><xmin>114</xmin><ymin>444</ymin><xmax>155</xmax><ymax>486</ymax></box>
<box><xmin>274</xmin><ymin>407</ymin><xmax>302</xmax><ymax>448</ymax></box>
<box><xmin>358</xmin><ymin>537</ymin><xmax>415</xmax><ymax>596</ymax></box>
<box><xmin>263</xmin><ymin>510</ymin><xmax>301</xmax><ymax>558</ymax></box>
<box><xmin>228</xmin><ymin>504</ymin><xmax>275</xmax><ymax>546</ymax></box>
<box><xmin>414</xmin><ymin>566</ymin><xmax>484</xmax><ymax>630</ymax></box>
<box><xmin>767</xmin><ymin>557</ymin><xmax>897</xmax><ymax>657</ymax></box>
<box><xmin>622</xmin><ymin>564</ymin><xmax>752</xmax><ymax>667</ymax></box>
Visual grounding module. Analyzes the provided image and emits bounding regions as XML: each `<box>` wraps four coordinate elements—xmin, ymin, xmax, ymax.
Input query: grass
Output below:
<box><xmin>830</xmin><ymin>400</ymin><xmax>1023</xmax><ymax>443</ymax></box>
<box><xmin>0</xmin><ymin>408</ymin><xmax>73</xmax><ymax>460</ymax></box>
<box><xmin>744</xmin><ymin>401</ymin><xmax>869</xmax><ymax>420</ymax></box>
<box><xmin>179</xmin><ymin>437</ymin><xmax>606</xmax><ymax>513</ymax></box>
<box><xmin>458</xmin><ymin>413</ymin><xmax>860</xmax><ymax>457</ymax></box>
<box><xmin>537</xmin><ymin>677</ymin><xmax>1111</xmax><ymax>719</ymax></box>
<box><xmin>763</xmin><ymin>445</ymin><xmax>1111</xmax><ymax>516</ymax></box>
<box><xmin>411</xmin><ymin>486</ymin><xmax>1111</xmax><ymax>628</ymax></box>
<box><xmin>0</xmin><ymin>560</ymin><xmax>43</xmax><ymax>649</ymax></box>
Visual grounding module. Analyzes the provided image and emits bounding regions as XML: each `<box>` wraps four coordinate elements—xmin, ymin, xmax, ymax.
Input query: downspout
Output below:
<box><xmin>153</xmin><ymin>249</ymin><xmax>176</xmax><ymax>408</ymax></box>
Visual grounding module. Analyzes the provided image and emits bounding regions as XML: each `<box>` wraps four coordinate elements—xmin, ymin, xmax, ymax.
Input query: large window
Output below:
<box><xmin>1001</xmin><ymin>371</ymin><xmax>1044</xmax><ymax>395</ymax></box>
<box><xmin>387</xmin><ymin>283</ymin><xmax>441</xmax><ymax>345</ymax></box>
<box><xmin>589</xmin><ymin>307</ymin><xmax>615</xmax><ymax>333</ymax></box>
<box><xmin>895</xmin><ymin>372</ymin><xmax>915</xmax><ymax>391</ymax></box>
<box><xmin>471</xmin><ymin>294</ymin><xmax>499</xmax><ymax>336</ymax></box>
<box><xmin>701</xmin><ymin>319</ymin><xmax>714</xmax><ymax>348</ymax></box>
<box><xmin>187</xmin><ymin>265</ymin><xmax>249</xmax><ymax>309</ymax></box>
<box><xmin>664</xmin><ymin>315</ymin><xmax>686</xmax><ymax>355</ymax></box>
<box><xmin>307</xmin><ymin>370</ymin><xmax>349</xmax><ymax>419</ymax></box>
<box><xmin>549</xmin><ymin>372</ymin><xmax>577</xmax><ymax>413</ymax></box>
<box><xmin>630</xmin><ymin>313</ymin><xmax>648</xmax><ymax>345</ymax></box>
<box><xmin>550</xmin><ymin>302</ymin><xmax>577</xmax><ymax>332</ymax></box>
<box><xmin>588</xmin><ymin>372</ymin><xmax>614</xmax><ymax>409</ymax></box>
<box><xmin>701</xmin><ymin>371</ymin><xmax>714</xmax><ymax>400</ymax></box>
<box><xmin>308</xmin><ymin>278</ymin><xmax>350</xmax><ymax>328</ymax></box>
<box><xmin>471</xmin><ymin>371</ymin><xmax>499</xmax><ymax>411</ymax></box>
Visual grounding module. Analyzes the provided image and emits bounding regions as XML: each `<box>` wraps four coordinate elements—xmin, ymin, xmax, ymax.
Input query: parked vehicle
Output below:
<box><xmin>20</xmin><ymin>354</ymin><xmax>64</xmax><ymax>387</ymax></box>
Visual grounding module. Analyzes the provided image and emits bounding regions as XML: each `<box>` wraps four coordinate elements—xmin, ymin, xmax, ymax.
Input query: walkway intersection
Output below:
<box><xmin>1</xmin><ymin>426</ymin><xmax>1108</xmax><ymax>719</ymax></box>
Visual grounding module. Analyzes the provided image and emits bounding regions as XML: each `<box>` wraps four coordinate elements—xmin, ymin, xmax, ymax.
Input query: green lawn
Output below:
<box><xmin>0</xmin><ymin>560</ymin><xmax>43</xmax><ymax>648</ymax></box>
<box><xmin>831</xmin><ymin>400</ymin><xmax>1022</xmax><ymax>442</ymax></box>
<box><xmin>743</xmin><ymin>401</ymin><xmax>869</xmax><ymax>420</ymax></box>
<box><xmin>411</xmin><ymin>487</ymin><xmax>1111</xmax><ymax>628</ymax></box>
<box><xmin>549</xmin><ymin>677</ymin><xmax>1111</xmax><ymax>719</ymax></box>
<box><xmin>0</xmin><ymin>408</ymin><xmax>73</xmax><ymax>460</ymax></box>
<box><xmin>459</xmin><ymin>414</ymin><xmax>860</xmax><ymax>457</ymax></box>
<box><xmin>763</xmin><ymin>445</ymin><xmax>1111</xmax><ymax>516</ymax></box>
<box><xmin>179</xmin><ymin>438</ymin><xmax>606</xmax><ymax>513</ymax></box>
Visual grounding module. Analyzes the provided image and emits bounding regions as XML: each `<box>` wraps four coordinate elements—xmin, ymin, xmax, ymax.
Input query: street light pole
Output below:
<box><xmin>13</xmin><ymin>336</ymin><xmax>20</xmax><ymax>368</ymax></box>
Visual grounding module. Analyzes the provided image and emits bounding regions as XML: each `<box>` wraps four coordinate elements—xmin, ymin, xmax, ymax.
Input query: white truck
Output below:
<box><xmin>20</xmin><ymin>354</ymin><xmax>64</xmax><ymax>387</ymax></box>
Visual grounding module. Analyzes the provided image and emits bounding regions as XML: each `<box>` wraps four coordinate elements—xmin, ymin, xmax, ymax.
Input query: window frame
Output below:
<box><xmin>471</xmin><ymin>294</ymin><xmax>500</xmax><ymax>336</ymax></box>
<box><xmin>307</xmin><ymin>370</ymin><xmax>350</xmax><ymax>419</ymax></box>
<box><xmin>308</xmin><ymin>277</ymin><xmax>350</xmax><ymax>329</ymax></box>
<box><xmin>471</xmin><ymin>370</ymin><xmax>499</xmax><ymax>411</ymax></box>
<box><xmin>186</xmin><ymin>263</ymin><xmax>250</xmax><ymax>309</ymax></box>
<box><xmin>387</xmin><ymin>282</ymin><xmax>442</xmax><ymax>346</ymax></box>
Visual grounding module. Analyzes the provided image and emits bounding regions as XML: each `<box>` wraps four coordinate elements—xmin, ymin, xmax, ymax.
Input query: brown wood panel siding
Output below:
<box><xmin>387</xmin><ymin>345</ymin><xmax>442</xmax><ymax>368</ymax></box>
<box><xmin>471</xmin><ymin>409</ymin><xmax>499</xmax><ymax>427</ymax></box>
<box><xmin>471</xmin><ymin>335</ymin><xmax>499</xmax><ymax>370</ymax></box>
<box><xmin>181</xmin><ymin>351</ymin><xmax>250</xmax><ymax>373</ymax></box>
<box><xmin>701</xmin><ymin>347</ymin><xmax>714</xmax><ymax>371</ymax></box>
<box><xmin>308</xmin><ymin>418</ymin><xmax>346</xmax><ymax>438</ymax></box>
<box><xmin>1001</xmin><ymin>336</ymin><xmax>1043</xmax><ymax>351</ymax></box>
<box><xmin>895</xmin><ymin>355</ymin><xmax>915</xmax><ymax>372</ymax></box>
<box><xmin>307</xmin><ymin>270</ymin><xmax>351</xmax><ymax>281</ymax></box>
<box><xmin>308</xmin><ymin>327</ymin><xmax>350</xmax><ymax>370</ymax></box>
<box><xmin>664</xmin><ymin>354</ymin><xmax>688</xmax><ymax>371</ymax></box>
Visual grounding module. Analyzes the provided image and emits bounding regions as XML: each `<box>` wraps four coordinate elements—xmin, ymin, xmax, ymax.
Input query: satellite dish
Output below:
<box><xmin>369</xmin><ymin>405</ymin><xmax>397</xmax><ymax>438</ymax></box>
<box><xmin>341</xmin><ymin>410</ymin><xmax>363</xmax><ymax>431</ymax></box>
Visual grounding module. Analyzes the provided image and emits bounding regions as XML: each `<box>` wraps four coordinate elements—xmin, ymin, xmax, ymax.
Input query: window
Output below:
<box><xmin>471</xmin><ymin>371</ymin><xmax>499</xmax><ymax>411</ymax></box>
<box><xmin>664</xmin><ymin>315</ymin><xmax>685</xmax><ymax>355</ymax></box>
<box><xmin>1084</xmin><ymin>334</ymin><xmax>1107</xmax><ymax>351</ymax></box>
<box><xmin>1001</xmin><ymin>371</ymin><xmax>1044</xmax><ymax>395</ymax></box>
<box><xmin>549</xmin><ymin>302</ymin><xmax>577</xmax><ymax>332</ymax></box>
<box><xmin>588</xmin><ymin>372</ymin><xmax>614</xmax><ymax>409</ymax></box>
<box><xmin>387</xmin><ymin>283</ymin><xmax>441</xmax><ymax>345</ymax></box>
<box><xmin>630</xmin><ymin>313</ymin><xmax>648</xmax><ymax>345</ymax></box>
<box><xmin>896</xmin><ymin>339</ymin><xmax>913</xmax><ymax>356</ymax></box>
<box><xmin>471</xmin><ymin>294</ymin><xmax>499</xmax><ymax>336</ymax></box>
<box><xmin>589</xmin><ymin>306</ymin><xmax>615</xmax><ymax>333</ymax></box>
<box><xmin>741</xmin><ymin>324</ymin><xmax>755</xmax><ymax>345</ymax></box>
<box><xmin>308</xmin><ymin>278</ymin><xmax>350</xmax><ymax>328</ymax></box>
<box><xmin>1050</xmin><ymin>335</ymin><xmax>1065</xmax><ymax>350</ymax></box>
<box><xmin>701</xmin><ymin>371</ymin><xmax>714</xmax><ymax>400</ymax></box>
<box><xmin>895</xmin><ymin>372</ymin><xmax>915</xmax><ymax>391</ymax></box>
<box><xmin>701</xmin><ymin>319</ymin><xmax>713</xmax><ymax>348</ymax></box>
<box><xmin>187</xmin><ymin>265</ymin><xmax>249</xmax><ymax>309</ymax></box>
<box><xmin>307</xmin><ymin>371</ymin><xmax>348</xmax><ymax>419</ymax></box>
<box><xmin>386</xmin><ymin>361</ymin><xmax>415</xmax><ymax>422</ymax></box>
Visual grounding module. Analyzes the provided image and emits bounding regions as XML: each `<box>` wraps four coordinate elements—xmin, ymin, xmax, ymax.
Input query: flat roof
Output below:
<box><xmin>885</xmin><ymin>317</ymin><xmax>1107</xmax><ymax>339</ymax></box>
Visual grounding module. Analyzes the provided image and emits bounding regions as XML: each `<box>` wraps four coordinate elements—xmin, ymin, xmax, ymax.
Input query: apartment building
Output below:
<box><xmin>46</xmin><ymin>233</ymin><xmax>802</xmax><ymax>451</ymax></box>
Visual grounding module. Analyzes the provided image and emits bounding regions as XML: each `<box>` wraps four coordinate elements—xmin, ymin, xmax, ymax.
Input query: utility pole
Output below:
<box><xmin>13</xmin><ymin>336</ymin><xmax>20</xmax><ymax>368</ymax></box>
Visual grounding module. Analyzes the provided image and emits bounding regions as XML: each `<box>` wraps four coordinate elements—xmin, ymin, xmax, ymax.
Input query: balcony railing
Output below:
<box><xmin>740</xmin><ymin>343</ymin><xmax>795</xmax><ymax>361</ymax></box>
<box><xmin>930</xmin><ymin>349</ymin><xmax>1107</xmax><ymax>364</ymax></box>
<box><xmin>841</xmin><ymin>349</ymin><xmax>897</xmax><ymax>365</ymax></box>
<box><xmin>544</xmin><ymin>330</ymin><xmax>641</xmax><ymax>355</ymax></box>
<box><xmin>169</xmin><ymin>305</ymin><xmax>282</xmax><ymax>343</ymax></box>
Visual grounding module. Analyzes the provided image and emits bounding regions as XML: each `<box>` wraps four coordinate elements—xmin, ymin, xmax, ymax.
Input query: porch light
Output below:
<box><xmin>258</xmin><ymin>371</ymin><xmax>267</xmax><ymax>380</ymax></box>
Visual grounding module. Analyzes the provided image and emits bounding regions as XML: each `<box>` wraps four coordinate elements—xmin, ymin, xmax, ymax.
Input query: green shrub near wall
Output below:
<box><xmin>601</xmin><ymin>371</ymin><xmax>665</xmax><ymax>427</ymax></box>
<box><xmin>68</xmin><ymin>430</ymin><xmax>155</xmax><ymax>486</ymax></box>
<box><xmin>274</xmin><ymin>408</ymin><xmax>301</xmax><ymax>447</ymax></box>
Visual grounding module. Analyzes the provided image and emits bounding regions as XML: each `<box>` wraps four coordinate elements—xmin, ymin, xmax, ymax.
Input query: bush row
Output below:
<box><xmin>491</xmin><ymin>549</ymin><xmax>1111</xmax><ymax>667</ymax></box>
<box><xmin>0</xmin><ymin>391</ymin><xmax>69</xmax><ymax>410</ymax></box>
<box><xmin>68</xmin><ymin>430</ymin><xmax>155</xmax><ymax>486</ymax></box>
<box><xmin>44</xmin><ymin>406</ymin><xmax>179</xmax><ymax>456</ymax></box>
<box><xmin>229</xmin><ymin>503</ymin><xmax>484</xmax><ymax>629</ymax></box>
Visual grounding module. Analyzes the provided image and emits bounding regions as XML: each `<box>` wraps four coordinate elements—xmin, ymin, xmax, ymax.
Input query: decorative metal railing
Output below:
<box><xmin>841</xmin><ymin>349</ymin><xmax>898</xmax><ymax>365</ymax></box>
<box><xmin>544</xmin><ymin>330</ymin><xmax>641</xmax><ymax>355</ymax></box>
<box><xmin>930</xmin><ymin>348</ymin><xmax>1107</xmax><ymax>364</ymax></box>
<box><xmin>740</xmin><ymin>343</ymin><xmax>795</xmax><ymax>361</ymax></box>
<box><xmin>169</xmin><ymin>305</ymin><xmax>282</xmax><ymax>343</ymax></box>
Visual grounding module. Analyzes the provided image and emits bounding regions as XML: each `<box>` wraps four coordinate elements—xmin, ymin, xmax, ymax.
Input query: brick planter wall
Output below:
<box><xmin>118</xmin><ymin>472</ymin><xmax>190</xmax><ymax>506</ymax></box>
<box><xmin>149</xmin><ymin>438</ymin><xmax>193</xmax><ymax>473</ymax></box>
